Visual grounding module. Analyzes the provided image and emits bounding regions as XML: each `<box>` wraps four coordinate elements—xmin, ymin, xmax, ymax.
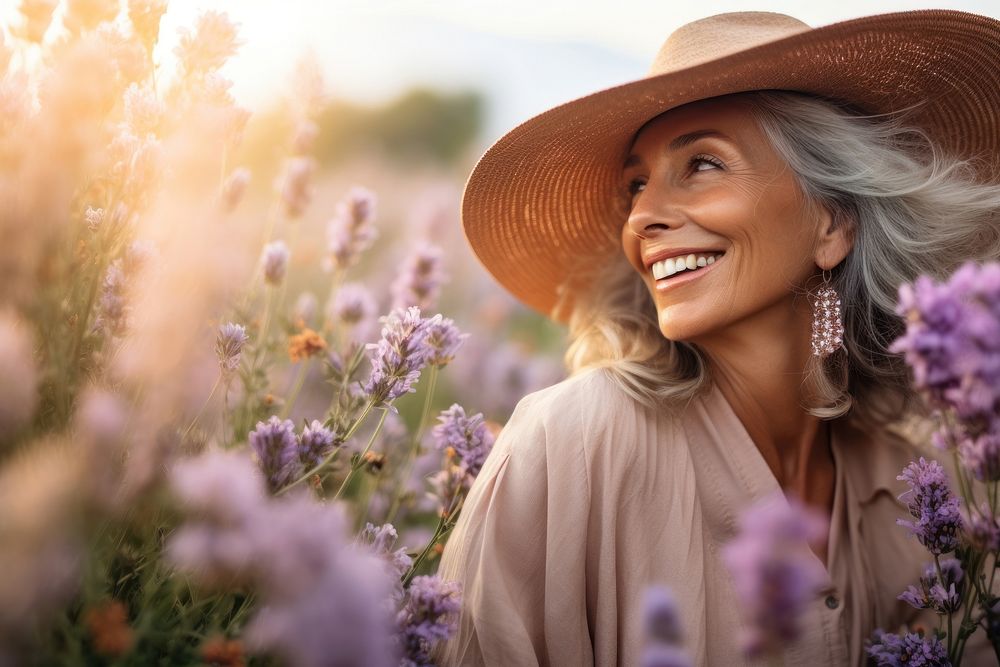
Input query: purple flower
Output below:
<box><xmin>423</xmin><ymin>317</ymin><xmax>468</xmax><ymax>368</ymax></box>
<box><xmin>966</xmin><ymin>503</ymin><xmax>1000</xmax><ymax>551</ymax></box>
<box><xmin>324</xmin><ymin>186</ymin><xmax>378</xmax><ymax>272</ymax></box>
<box><xmin>167</xmin><ymin>450</ymin><xmax>400</xmax><ymax>667</ymax></box>
<box><xmin>261</xmin><ymin>240</ymin><xmax>290</xmax><ymax>286</ymax></box>
<box><xmin>359</xmin><ymin>522</ymin><xmax>413</xmax><ymax>594</ymax></box>
<box><xmin>957</xmin><ymin>431</ymin><xmax>1000</xmax><ymax>483</ymax></box>
<box><xmin>721</xmin><ymin>492</ymin><xmax>829</xmax><ymax>658</ymax></box>
<box><xmin>94</xmin><ymin>262</ymin><xmax>129</xmax><ymax>337</ymax></box>
<box><xmin>640</xmin><ymin>586</ymin><xmax>693</xmax><ymax>667</ymax></box>
<box><xmin>216</xmin><ymin>322</ymin><xmax>249</xmax><ymax>375</ymax></box>
<box><xmin>891</xmin><ymin>261</ymin><xmax>1000</xmax><ymax>425</ymax></box>
<box><xmin>249</xmin><ymin>416</ymin><xmax>301</xmax><ymax>493</ymax></box>
<box><xmin>275</xmin><ymin>156</ymin><xmax>316</xmax><ymax>219</ymax></box>
<box><xmin>896</xmin><ymin>458</ymin><xmax>963</xmax><ymax>555</ymax></box>
<box><xmin>363</xmin><ymin>307</ymin><xmax>434</xmax><ymax>407</ymax></box>
<box><xmin>396</xmin><ymin>575</ymin><xmax>461</xmax><ymax>667</ymax></box>
<box><xmin>297</xmin><ymin>420</ymin><xmax>338</xmax><ymax>469</ymax></box>
<box><xmin>390</xmin><ymin>242</ymin><xmax>446</xmax><ymax>312</ymax></box>
<box><xmin>329</xmin><ymin>282</ymin><xmax>377</xmax><ymax>344</ymax></box>
<box><xmin>221</xmin><ymin>167</ymin><xmax>251</xmax><ymax>210</ymax></box>
<box><xmin>898</xmin><ymin>558</ymin><xmax>964</xmax><ymax>614</ymax></box>
<box><xmin>866</xmin><ymin>629</ymin><xmax>950</xmax><ymax>666</ymax></box>
<box><xmin>431</xmin><ymin>404</ymin><xmax>494</xmax><ymax>478</ymax></box>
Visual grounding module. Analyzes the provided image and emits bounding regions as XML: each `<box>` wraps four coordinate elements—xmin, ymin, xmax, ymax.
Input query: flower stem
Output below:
<box><xmin>181</xmin><ymin>374</ymin><xmax>221</xmax><ymax>441</ymax></box>
<box><xmin>936</xmin><ymin>555</ymin><xmax>955</xmax><ymax>658</ymax></box>
<box><xmin>402</xmin><ymin>493</ymin><xmax>465</xmax><ymax>588</ymax></box>
<box><xmin>333</xmin><ymin>408</ymin><xmax>388</xmax><ymax>501</ymax></box>
<box><xmin>280</xmin><ymin>358</ymin><xmax>311</xmax><ymax>419</ymax></box>
<box><xmin>385</xmin><ymin>365</ymin><xmax>439</xmax><ymax>524</ymax></box>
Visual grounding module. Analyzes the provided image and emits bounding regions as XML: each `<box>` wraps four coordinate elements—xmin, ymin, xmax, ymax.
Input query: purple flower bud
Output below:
<box><xmin>297</xmin><ymin>419</ymin><xmax>338</xmax><ymax>468</ymax></box>
<box><xmin>324</xmin><ymin>186</ymin><xmax>378</xmax><ymax>272</ymax></box>
<box><xmin>249</xmin><ymin>416</ymin><xmax>301</xmax><ymax>493</ymax></box>
<box><xmin>359</xmin><ymin>522</ymin><xmax>413</xmax><ymax>580</ymax></box>
<box><xmin>967</xmin><ymin>503</ymin><xmax>1000</xmax><ymax>551</ymax></box>
<box><xmin>896</xmin><ymin>458</ymin><xmax>963</xmax><ymax>555</ymax></box>
<box><xmin>866</xmin><ymin>629</ymin><xmax>949</xmax><ymax>666</ymax></box>
<box><xmin>722</xmin><ymin>492</ymin><xmax>829</xmax><ymax>658</ymax></box>
<box><xmin>898</xmin><ymin>558</ymin><xmax>964</xmax><ymax>614</ymax></box>
<box><xmin>329</xmin><ymin>282</ymin><xmax>377</xmax><ymax>344</ymax></box>
<box><xmin>431</xmin><ymin>404</ymin><xmax>494</xmax><ymax>478</ymax></box>
<box><xmin>275</xmin><ymin>156</ymin><xmax>315</xmax><ymax>219</ymax></box>
<box><xmin>423</xmin><ymin>317</ymin><xmax>468</xmax><ymax>368</ymax></box>
<box><xmin>390</xmin><ymin>242</ymin><xmax>446</xmax><ymax>312</ymax></box>
<box><xmin>261</xmin><ymin>240</ymin><xmax>290</xmax><ymax>286</ymax></box>
<box><xmin>396</xmin><ymin>575</ymin><xmax>461</xmax><ymax>666</ymax></box>
<box><xmin>221</xmin><ymin>167</ymin><xmax>251</xmax><ymax>211</ymax></box>
<box><xmin>363</xmin><ymin>307</ymin><xmax>434</xmax><ymax>406</ymax></box>
<box><xmin>216</xmin><ymin>322</ymin><xmax>249</xmax><ymax>374</ymax></box>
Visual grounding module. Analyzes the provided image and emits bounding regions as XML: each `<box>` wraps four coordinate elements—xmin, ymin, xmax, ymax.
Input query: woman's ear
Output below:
<box><xmin>814</xmin><ymin>206</ymin><xmax>855</xmax><ymax>270</ymax></box>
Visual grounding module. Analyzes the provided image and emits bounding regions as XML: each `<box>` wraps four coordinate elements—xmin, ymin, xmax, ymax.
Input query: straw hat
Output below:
<box><xmin>460</xmin><ymin>10</ymin><xmax>1000</xmax><ymax>321</ymax></box>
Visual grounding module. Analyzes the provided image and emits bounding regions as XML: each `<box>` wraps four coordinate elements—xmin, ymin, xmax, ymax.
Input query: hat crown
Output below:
<box><xmin>648</xmin><ymin>12</ymin><xmax>812</xmax><ymax>75</ymax></box>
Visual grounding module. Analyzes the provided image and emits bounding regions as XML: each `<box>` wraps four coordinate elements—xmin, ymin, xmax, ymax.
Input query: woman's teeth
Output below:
<box><xmin>651</xmin><ymin>253</ymin><xmax>723</xmax><ymax>280</ymax></box>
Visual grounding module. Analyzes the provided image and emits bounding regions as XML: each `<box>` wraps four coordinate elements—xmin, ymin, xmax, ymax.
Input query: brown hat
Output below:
<box><xmin>460</xmin><ymin>10</ymin><xmax>1000</xmax><ymax>322</ymax></box>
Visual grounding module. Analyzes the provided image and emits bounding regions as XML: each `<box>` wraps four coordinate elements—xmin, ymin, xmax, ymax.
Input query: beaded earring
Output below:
<box><xmin>810</xmin><ymin>269</ymin><xmax>844</xmax><ymax>358</ymax></box>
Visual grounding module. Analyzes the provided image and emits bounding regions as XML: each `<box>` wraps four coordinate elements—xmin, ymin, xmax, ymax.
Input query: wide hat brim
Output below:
<box><xmin>460</xmin><ymin>9</ymin><xmax>1000</xmax><ymax>323</ymax></box>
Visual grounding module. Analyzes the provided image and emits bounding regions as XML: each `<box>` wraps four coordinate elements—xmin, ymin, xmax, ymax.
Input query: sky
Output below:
<box><xmin>6</xmin><ymin>0</ymin><xmax>1000</xmax><ymax>148</ymax></box>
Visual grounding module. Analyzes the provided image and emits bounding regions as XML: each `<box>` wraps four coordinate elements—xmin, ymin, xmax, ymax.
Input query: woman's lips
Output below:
<box><xmin>654</xmin><ymin>252</ymin><xmax>725</xmax><ymax>291</ymax></box>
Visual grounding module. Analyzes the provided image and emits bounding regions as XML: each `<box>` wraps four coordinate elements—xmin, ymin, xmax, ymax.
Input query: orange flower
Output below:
<box><xmin>200</xmin><ymin>635</ymin><xmax>245</xmax><ymax>667</ymax></box>
<box><xmin>84</xmin><ymin>599</ymin><xmax>133</xmax><ymax>657</ymax></box>
<box><xmin>287</xmin><ymin>327</ymin><xmax>327</xmax><ymax>362</ymax></box>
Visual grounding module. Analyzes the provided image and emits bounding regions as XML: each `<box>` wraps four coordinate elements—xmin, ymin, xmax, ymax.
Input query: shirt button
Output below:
<box><xmin>825</xmin><ymin>594</ymin><xmax>840</xmax><ymax>610</ymax></box>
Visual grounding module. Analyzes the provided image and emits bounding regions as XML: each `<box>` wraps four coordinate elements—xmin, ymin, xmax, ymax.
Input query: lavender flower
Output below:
<box><xmin>896</xmin><ymin>458</ymin><xmax>963</xmax><ymax>555</ymax></box>
<box><xmin>359</xmin><ymin>522</ymin><xmax>413</xmax><ymax>586</ymax></box>
<box><xmin>866</xmin><ymin>629</ymin><xmax>950</xmax><ymax>666</ymax></box>
<box><xmin>967</xmin><ymin>503</ymin><xmax>1000</xmax><ymax>551</ymax></box>
<box><xmin>423</xmin><ymin>317</ymin><xmax>468</xmax><ymax>368</ymax></box>
<box><xmin>215</xmin><ymin>322</ymin><xmax>248</xmax><ymax>375</ymax></box>
<box><xmin>292</xmin><ymin>291</ymin><xmax>317</xmax><ymax>327</ymax></box>
<box><xmin>221</xmin><ymin>167</ymin><xmax>251</xmax><ymax>211</ymax></box>
<box><xmin>297</xmin><ymin>420</ymin><xmax>338</xmax><ymax>469</ymax></box>
<box><xmin>898</xmin><ymin>558</ymin><xmax>964</xmax><ymax>614</ymax></box>
<box><xmin>363</xmin><ymin>307</ymin><xmax>434</xmax><ymax>407</ymax></box>
<box><xmin>94</xmin><ymin>262</ymin><xmax>128</xmax><ymax>337</ymax></box>
<box><xmin>396</xmin><ymin>575</ymin><xmax>461</xmax><ymax>667</ymax></box>
<box><xmin>891</xmin><ymin>261</ymin><xmax>1000</xmax><ymax>426</ymax></box>
<box><xmin>168</xmin><ymin>450</ymin><xmax>399</xmax><ymax>667</ymax></box>
<box><xmin>275</xmin><ymin>156</ymin><xmax>315</xmax><ymax>219</ymax></box>
<box><xmin>328</xmin><ymin>282</ymin><xmax>377</xmax><ymax>343</ymax></box>
<box><xmin>324</xmin><ymin>186</ymin><xmax>378</xmax><ymax>272</ymax></box>
<box><xmin>390</xmin><ymin>242</ymin><xmax>446</xmax><ymax>312</ymax></box>
<box><xmin>261</xmin><ymin>240</ymin><xmax>290</xmax><ymax>286</ymax></box>
<box><xmin>958</xmin><ymin>432</ymin><xmax>1000</xmax><ymax>483</ymax></box>
<box><xmin>249</xmin><ymin>416</ymin><xmax>300</xmax><ymax>493</ymax></box>
<box><xmin>431</xmin><ymin>404</ymin><xmax>494</xmax><ymax>478</ymax></box>
<box><xmin>640</xmin><ymin>586</ymin><xmax>693</xmax><ymax>667</ymax></box>
<box><xmin>722</xmin><ymin>492</ymin><xmax>829</xmax><ymax>658</ymax></box>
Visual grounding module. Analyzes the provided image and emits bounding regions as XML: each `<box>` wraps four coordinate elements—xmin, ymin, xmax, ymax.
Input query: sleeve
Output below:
<box><xmin>429</xmin><ymin>388</ymin><xmax>594</xmax><ymax>667</ymax></box>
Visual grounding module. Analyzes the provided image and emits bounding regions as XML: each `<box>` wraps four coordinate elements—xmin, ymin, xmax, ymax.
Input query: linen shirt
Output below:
<box><xmin>432</xmin><ymin>366</ymin><xmax>995</xmax><ymax>666</ymax></box>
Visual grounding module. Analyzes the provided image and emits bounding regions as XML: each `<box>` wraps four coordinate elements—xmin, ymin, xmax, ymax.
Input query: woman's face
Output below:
<box><xmin>620</xmin><ymin>95</ymin><xmax>831</xmax><ymax>343</ymax></box>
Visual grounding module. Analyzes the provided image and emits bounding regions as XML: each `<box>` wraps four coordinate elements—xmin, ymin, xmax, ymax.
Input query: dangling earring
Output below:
<box><xmin>810</xmin><ymin>269</ymin><xmax>844</xmax><ymax>358</ymax></box>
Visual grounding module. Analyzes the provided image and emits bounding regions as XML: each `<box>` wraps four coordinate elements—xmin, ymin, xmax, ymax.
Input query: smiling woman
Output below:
<box><xmin>433</xmin><ymin>10</ymin><xmax>1000</xmax><ymax>667</ymax></box>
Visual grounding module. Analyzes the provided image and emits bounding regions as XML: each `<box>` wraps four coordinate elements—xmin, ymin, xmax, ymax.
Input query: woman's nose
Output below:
<box><xmin>625</xmin><ymin>193</ymin><xmax>681</xmax><ymax>239</ymax></box>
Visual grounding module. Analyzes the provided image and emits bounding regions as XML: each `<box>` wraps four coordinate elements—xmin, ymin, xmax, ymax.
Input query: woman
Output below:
<box><xmin>433</xmin><ymin>10</ymin><xmax>1000</xmax><ymax>666</ymax></box>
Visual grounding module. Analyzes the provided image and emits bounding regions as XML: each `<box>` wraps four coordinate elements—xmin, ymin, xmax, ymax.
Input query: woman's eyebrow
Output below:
<box><xmin>623</xmin><ymin>129</ymin><xmax>733</xmax><ymax>169</ymax></box>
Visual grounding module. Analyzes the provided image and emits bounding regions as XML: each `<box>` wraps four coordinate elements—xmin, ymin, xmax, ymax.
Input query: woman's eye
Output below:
<box><xmin>690</xmin><ymin>154</ymin><xmax>724</xmax><ymax>172</ymax></box>
<box><xmin>627</xmin><ymin>179</ymin><xmax>645</xmax><ymax>197</ymax></box>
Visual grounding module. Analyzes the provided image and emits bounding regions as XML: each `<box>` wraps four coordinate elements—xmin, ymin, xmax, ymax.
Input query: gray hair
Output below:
<box><xmin>559</xmin><ymin>90</ymin><xmax>1000</xmax><ymax>426</ymax></box>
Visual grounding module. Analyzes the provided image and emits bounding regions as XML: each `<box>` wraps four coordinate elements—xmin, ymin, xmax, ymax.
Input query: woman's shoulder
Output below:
<box><xmin>500</xmin><ymin>365</ymin><xmax>683</xmax><ymax>468</ymax></box>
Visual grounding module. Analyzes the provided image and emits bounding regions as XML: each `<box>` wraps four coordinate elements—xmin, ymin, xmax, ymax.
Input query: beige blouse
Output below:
<box><xmin>432</xmin><ymin>366</ymin><xmax>995</xmax><ymax>666</ymax></box>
